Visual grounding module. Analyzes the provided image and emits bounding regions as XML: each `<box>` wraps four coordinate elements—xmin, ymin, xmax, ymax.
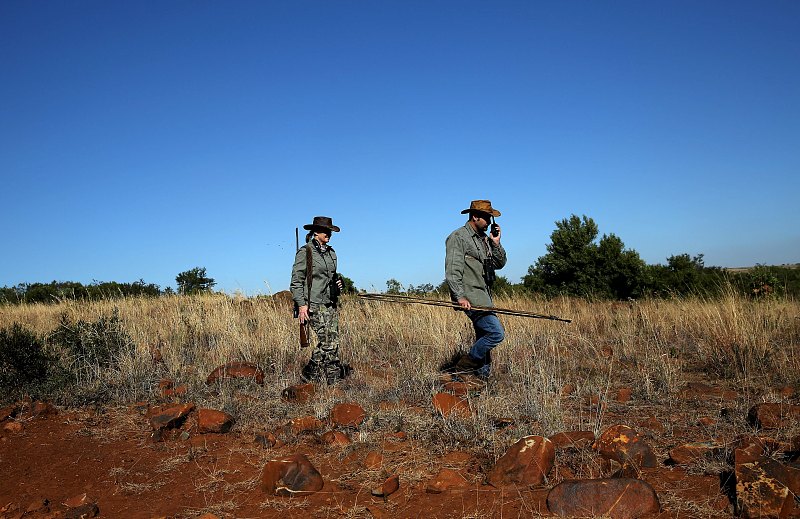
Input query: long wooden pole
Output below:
<box><xmin>356</xmin><ymin>293</ymin><xmax>571</xmax><ymax>323</ymax></box>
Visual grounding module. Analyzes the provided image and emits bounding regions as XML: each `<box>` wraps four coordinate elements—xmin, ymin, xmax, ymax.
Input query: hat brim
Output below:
<box><xmin>461</xmin><ymin>208</ymin><xmax>501</xmax><ymax>217</ymax></box>
<box><xmin>303</xmin><ymin>224</ymin><xmax>341</xmax><ymax>232</ymax></box>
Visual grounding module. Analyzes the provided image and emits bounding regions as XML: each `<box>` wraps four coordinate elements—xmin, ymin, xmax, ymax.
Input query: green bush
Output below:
<box><xmin>0</xmin><ymin>323</ymin><xmax>53</xmax><ymax>394</ymax></box>
<box><xmin>48</xmin><ymin>309</ymin><xmax>133</xmax><ymax>386</ymax></box>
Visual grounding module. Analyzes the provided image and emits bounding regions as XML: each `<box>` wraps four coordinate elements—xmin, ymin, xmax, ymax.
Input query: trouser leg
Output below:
<box><xmin>467</xmin><ymin>311</ymin><xmax>504</xmax><ymax>377</ymax></box>
<box><xmin>309</xmin><ymin>305</ymin><xmax>341</xmax><ymax>383</ymax></box>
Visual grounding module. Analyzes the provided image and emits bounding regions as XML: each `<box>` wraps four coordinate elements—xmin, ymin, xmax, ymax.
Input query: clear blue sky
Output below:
<box><xmin>2</xmin><ymin>1</ymin><xmax>798</xmax><ymax>294</ymax></box>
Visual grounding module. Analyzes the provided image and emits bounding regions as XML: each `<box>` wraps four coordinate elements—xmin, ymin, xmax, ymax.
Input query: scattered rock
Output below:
<box><xmin>281</xmin><ymin>383</ymin><xmax>316</xmax><ymax>403</ymax></box>
<box><xmin>616</xmin><ymin>387</ymin><xmax>632</xmax><ymax>403</ymax></box>
<box><xmin>747</xmin><ymin>402</ymin><xmax>800</xmax><ymax>429</ymax></box>
<box><xmin>148</xmin><ymin>403</ymin><xmax>195</xmax><ymax>431</ymax></box>
<box><xmin>547</xmin><ymin>478</ymin><xmax>660</xmax><ymax>518</ymax></box>
<box><xmin>0</xmin><ymin>403</ymin><xmax>19</xmax><ymax>422</ymax></box>
<box><xmin>372</xmin><ymin>474</ymin><xmax>400</xmax><ymax>498</ymax></box>
<box><xmin>638</xmin><ymin>416</ymin><xmax>665</xmax><ymax>433</ymax></box>
<box><xmin>289</xmin><ymin>415</ymin><xmax>324</xmax><ymax>434</ymax></box>
<box><xmin>330</xmin><ymin>402</ymin><xmax>366</xmax><ymax>428</ymax></box>
<box><xmin>443</xmin><ymin>380</ymin><xmax>483</xmax><ymax>396</ymax></box>
<box><xmin>255</xmin><ymin>431</ymin><xmax>282</xmax><ymax>449</ymax></box>
<box><xmin>162</xmin><ymin>385</ymin><xmax>187</xmax><ymax>398</ymax></box>
<box><xmin>3</xmin><ymin>421</ymin><xmax>23</xmax><ymax>433</ymax></box>
<box><xmin>426</xmin><ymin>468</ymin><xmax>471</xmax><ymax>493</ymax></box>
<box><xmin>735</xmin><ymin>445</ymin><xmax>800</xmax><ymax>518</ymax></box>
<box><xmin>63</xmin><ymin>493</ymin><xmax>89</xmax><ymax>508</ymax></box>
<box><xmin>432</xmin><ymin>392</ymin><xmax>471</xmax><ymax>418</ymax></box>
<box><xmin>365</xmin><ymin>451</ymin><xmax>383</xmax><ymax>469</ymax></box>
<box><xmin>198</xmin><ymin>408</ymin><xmax>234</xmax><ymax>433</ymax></box>
<box><xmin>668</xmin><ymin>441</ymin><xmax>723</xmax><ymax>465</ymax></box>
<box><xmin>698</xmin><ymin>416</ymin><xmax>717</xmax><ymax>426</ymax></box>
<box><xmin>594</xmin><ymin>425</ymin><xmax>657</xmax><ymax>473</ymax></box>
<box><xmin>561</xmin><ymin>383</ymin><xmax>576</xmax><ymax>396</ymax></box>
<box><xmin>261</xmin><ymin>454</ymin><xmax>324</xmax><ymax>496</ymax></box>
<box><xmin>548</xmin><ymin>431</ymin><xmax>595</xmax><ymax>450</ymax></box>
<box><xmin>64</xmin><ymin>502</ymin><xmax>100</xmax><ymax>519</ymax></box>
<box><xmin>680</xmin><ymin>382</ymin><xmax>737</xmax><ymax>401</ymax></box>
<box><xmin>31</xmin><ymin>401</ymin><xmax>58</xmax><ymax>417</ymax></box>
<box><xmin>487</xmin><ymin>435</ymin><xmax>555</xmax><ymax>488</ymax></box>
<box><xmin>320</xmin><ymin>430</ymin><xmax>351</xmax><ymax>446</ymax></box>
<box><xmin>206</xmin><ymin>361</ymin><xmax>265</xmax><ymax>385</ymax></box>
<box><xmin>25</xmin><ymin>498</ymin><xmax>49</xmax><ymax>513</ymax></box>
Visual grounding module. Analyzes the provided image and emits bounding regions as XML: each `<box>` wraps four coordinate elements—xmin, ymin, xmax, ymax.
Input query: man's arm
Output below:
<box><xmin>445</xmin><ymin>233</ymin><xmax>470</xmax><ymax>309</ymax></box>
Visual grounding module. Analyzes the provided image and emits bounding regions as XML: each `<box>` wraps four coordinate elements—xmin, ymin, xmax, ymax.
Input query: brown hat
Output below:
<box><xmin>303</xmin><ymin>216</ymin><xmax>340</xmax><ymax>232</ymax></box>
<box><xmin>461</xmin><ymin>200</ymin><xmax>501</xmax><ymax>217</ymax></box>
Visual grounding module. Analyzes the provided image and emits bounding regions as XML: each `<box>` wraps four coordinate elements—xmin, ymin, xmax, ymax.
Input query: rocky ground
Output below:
<box><xmin>1</xmin><ymin>363</ymin><xmax>798</xmax><ymax>519</ymax></box>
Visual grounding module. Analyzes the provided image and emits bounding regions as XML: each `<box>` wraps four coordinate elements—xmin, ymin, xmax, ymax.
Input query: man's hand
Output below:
<box><xmin>298</xmin><ymin>305</ymin><xmax>309</xmax><ymax>323</ymax></box>
<box><xmin>458</xmin><ymin>298</ymin><xmax>472</xmax><ymax>310</ymax></box>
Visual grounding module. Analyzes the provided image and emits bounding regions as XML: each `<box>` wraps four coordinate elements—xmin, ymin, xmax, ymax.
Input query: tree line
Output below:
<box><xmin>3</xmin><ymin>216</ymin><xmax>797</xmax><ymax>304</ymax></box>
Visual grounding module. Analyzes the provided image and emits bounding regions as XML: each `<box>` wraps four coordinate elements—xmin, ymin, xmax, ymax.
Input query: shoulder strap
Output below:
<box><xmin>305</xmin><ymin>243</ymin><xmax>313</xmax><ymax>298</ymax></box>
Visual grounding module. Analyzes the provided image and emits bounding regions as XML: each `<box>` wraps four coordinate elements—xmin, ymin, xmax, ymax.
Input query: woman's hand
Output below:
<box><xmin>298</xmin><ymin>305</ymin><xmax>309</xmax><ymax>323</ymax></box>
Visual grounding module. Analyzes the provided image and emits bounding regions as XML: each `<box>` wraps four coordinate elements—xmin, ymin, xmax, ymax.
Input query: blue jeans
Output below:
<box><xmin>466</xmin><ymin>311</ymin><xmax>505</xmax><ymax>377</ymax></box>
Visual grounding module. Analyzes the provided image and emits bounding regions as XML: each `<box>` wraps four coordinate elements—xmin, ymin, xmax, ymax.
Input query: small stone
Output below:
<box><xmin>669</xmin><ymin>442</ymin><xmax>723</xmax><ymax>465</ymax></box>
<box><xmin>548</xmin><ymin>431</ymin><xmax>595</xmax><ymax>450</ymax></box>
<box><xmin>432</xmin><ymin>392</ymin><xmax>471</xmax><ymax>418</ymax></box>
<box><xmin>3</xmin><ymin>421</ymin><xmax>23</xmax><ymax>433</ymax></box>
<box><xmin>364</xmin><ymin>451</ymin><xmax>383</xmax><ymax>469</ymax></box>
<box><xmin>616</xmin><ymin>387</ymin><xmax>632</xmax><ymax>403</ymax></box>
<box><xmin>594</xmin><ymin>425</ymin><xmax>657</xmax><ymax>472</ymax></box>
<box><xmin>372</xmin><ymin>475</ymin><xmax>400</xmax><ymax>497</ymax></box>
<box><xmin>747</xmin><ymin>402</ymin><xmax>800</xmax><ymax>429</ymax></box>
<box><xmin>320</xmin><ymin>430</ymin><xmax>351</xmax><ymax>446</ymax></box>
<box><xmin>330</xmin><ymin>402</ymin><xmax>366</xmax><ymax>428</ymax></box>
<box><xmin>148</xmin><ymin>403</ymin><xmax>195</xmax><ymax>431</ymax></box>
<box><xmin>735</xmin><ymin>446</ymin><xmax>800</xmax><ymax>518</ymax></box>
<box><xmin>206</xmin><ymin>361</ymin><xmax>265</xmax><ymax>385</ymax></box>
<box><xmin>487</xmin><ymin>435</ymin><xmax>555</xmax><ymax>488</ymax></box>
<box><xmin>64</xmin><ymin>502</ymin><xmax>100</xmax><ymax>519</ymax></box>
<box><xmin>281</xmin><ymin>383</ymin><xmax>316</xmax><ymax>403</ymax></box>
<box><xmin>426</xmin><ymin>468</ymin><xmax>471</xmax><ymax>493</ymax></box>
<box><xmin>561</xmin><ymin>383</ymin><xmax>575</xmax><ymax>396</ymax></box>
<box><xmin>197</xmin><ymin>408</ymin><xmax>234</xmax><ymax>434</ymax></box>
<box><xmin>31</xmin><ymin>401</ymin><xmax>58</xmax><ymax>417</ymax></box>
<box><xmin>289</xmin><ymin>415</ymin><xmax>324</xmax><ymax>434</ymax></box>
<box><xmin>63</xmin><ymin>493</ymin><xmax>88</xmax><ymax>508</ymax></box>
<box><xmin>261</xmin><ymin>454</ymin><xmax>324</xmax><ymax>496</ymax></box>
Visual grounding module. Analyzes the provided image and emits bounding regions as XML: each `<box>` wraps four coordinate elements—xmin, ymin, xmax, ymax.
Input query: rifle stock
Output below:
<box><xmin>299</xmin><ymin>320</ymin><xmax>310</xmax><ymax>348</ymax></box>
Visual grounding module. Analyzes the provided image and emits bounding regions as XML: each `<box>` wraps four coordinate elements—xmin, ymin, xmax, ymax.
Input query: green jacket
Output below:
<box><xmin>290</xmin><ymin>240</ymin><xmax>338</xmax><ymax>307</ymax></box>
<box><xmin>445</xmin><ymin>223</ymin><xmax>507</xmax><ymax>307</ymax></box>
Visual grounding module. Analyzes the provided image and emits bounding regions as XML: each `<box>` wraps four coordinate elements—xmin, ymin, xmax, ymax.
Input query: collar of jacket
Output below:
<box><xmin>311</xmin><ymin>238</ymin><xmax>334</xmax><ymax>254</ymax></box>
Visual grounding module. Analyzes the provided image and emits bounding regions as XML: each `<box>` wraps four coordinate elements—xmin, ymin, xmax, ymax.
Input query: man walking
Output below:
<box><xmin>445</xmin><ymin>200</ymin><xmax>507</xmax><ymax>380</ymax></box>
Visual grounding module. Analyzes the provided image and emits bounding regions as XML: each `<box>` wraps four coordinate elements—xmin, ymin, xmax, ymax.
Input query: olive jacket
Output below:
<box><xmin>290</xmin><ymin>240</ymin><xmax>338</xmax><ymax>308</ymax></box>
<box><xmin>445</xmin><ymin>223</ymin><xmax>507</xmax><ymax>307</ymax></box>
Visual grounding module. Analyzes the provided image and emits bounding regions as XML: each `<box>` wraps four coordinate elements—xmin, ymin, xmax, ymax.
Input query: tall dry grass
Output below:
<box><xmin>1</xmin><ymin>290</ymin><xmax>798</xmax><ymax>447</ymax></box>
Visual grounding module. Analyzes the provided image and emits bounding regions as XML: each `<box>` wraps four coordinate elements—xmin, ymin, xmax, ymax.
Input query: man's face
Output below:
<box><xmin>473</xmin><ymin>212</ymin><xmax>491</xmax><ymax>232</ymax></box>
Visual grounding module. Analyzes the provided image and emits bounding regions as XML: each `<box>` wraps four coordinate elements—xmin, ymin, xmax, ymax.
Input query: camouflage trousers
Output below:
<box><xmin>309</xmin><ymin>304</ymin><xmax>340</xmax><ymax>372</ymax></box>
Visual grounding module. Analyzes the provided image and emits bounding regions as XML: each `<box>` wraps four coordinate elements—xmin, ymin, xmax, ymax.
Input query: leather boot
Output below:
<box><xmin>301</xmin><ymin>360</ymin><xmax>322</xmax><ymax>382</ymax></box>
<box><xmin>454</xmin><ymin>353</ymin><xmax>483</xmax><ymax>373</ymax></box>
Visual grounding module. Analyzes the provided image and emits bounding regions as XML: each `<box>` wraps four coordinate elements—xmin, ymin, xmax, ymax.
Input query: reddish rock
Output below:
<box><xmin>281</xmin><ymin>383</ymin><xmax>316</xmax><ymax>403</ymax></box>
<box><xmin>443</xmin><ymin>380</ymin><xmax>483</xmax><ymax>396</ymax></box>
<box><xmin>594</xmin><ymin>425</ymin><xmax>657</xmax><ymax>471</ymax></box>
<box><xmin>162</xmin><ymin>385</ymin><xmax>187</xmax><ymax>398</ymax></box>
<box><xmin>365</xmin><ymin>451</ymin><xmax>383</xmax><ymax>469</ymax></box>
<box><xmin>63</xmin><ymin>493</ymin><xmax>89</xmax><ymax>508</ymax></box>
<box><xmin>616</xmin><ymin>387</ymin><xmax>632</xmax><ymax>403</ymax></box>
<box><xmin>255</xmin><ymin>431</ymin><xmax>282</xmax><ymax>449</ymax></box>
<box><xmin>0</xmin><ymin>404</ymin><xmax>19</xmax><ymax>422</ymax></box>
<box><xmin>384</xmin><ymin>431</ymin><xmax>407</xmax><ymax>441</ymax></box>
<box><xmin>432</xmin><ymin>392</ymin><xmax>471</xmax><ymax>418</ymax></box>
<box><xmin>261</xmin><ymin>454</ymin><xmax>324</xmax><ymax>496</ymax></box>
<box><xmin>639</xmin><ymin>416</ymin><xmax>665</xmax><ymax>433</ymax></box>
<box><xmin>561</xmin><ymin>383</ymin><xmax>575</xmax><ymax>396</ymax></box>
<box><xmin>330</xmin><ymin>402</ymin><xmax>366</xmax><ymax>428</ymax></box>
<box><xmin>548</xmin><ymin>431</ymin><xmax>595</xmax><ymax>450</ymax></box>
<box><xmin>372</xmin><ymin>475</ymin><xmax>400</xmax><ymax>498</ymax></box>
<box><xmin>747</xmin><ymin>403</ymin><xmax>800</xmax><ymax>429</ymax></box>
<box><xmin>3</xmin><ymin>421</ymin><xmax>23</xmax><ymax>433</ymax></box>
<box><xmin>735</xmin><ymin>446</ymin><xmax>800</xmax><ymax>518</ymax></box>
<box><xmin>777</xmin><ymin>386</ymin><xmax>795</xmax><ymax>398</ymax></box>
<box><xmin>426</xmin><ymin>468</ymin><xmax>471</xmax><ymax>493</ymax></box>
<box><xmin>289</xmin><ymin>415</ymin><xmax>324</xmax><ymax>434</ymax></box>
<box><xmin>680</xmin><ymin>382</ymin><xmax>737</xmax><ymax>401</ymax></box>
<box><xmin>158</xmin><ymin>379</ymin><xmax>173</xmax><ymax>390</ymax></box>
<box><xmin>148</xmin><ymin>403</ymin><xmax>195</xmax><ymax>431</ymax></box>
<box><xmin>668</xmin><ymin>442</ymin><xmax>723</xmax><ymax>465</ymax></box>
<box><xmin>320</xmin><ymin>430</ymin><xmax>351</xmax><ymax>446</ymax></box>
<box><xmin>198</xmin><ymin>408</ymin><xmax>234</xmax><ymax>433</ymax></box>
<box><xmin>547</xmin><ymin>478</ymin><xmax>660</xmax><ymax>518</ymax></box>
<box><xmin>206</xmin><ymin>361</ymin><xmax>265</xmax><ymax>385</ymax></box>
<box><xmin>64</xmin><ymin>502</ymin><xmax>100</xmax><ymax>519</ymax></box>
<box><xmin>31</xmin><ymin>401</ymin><xmax>58</xmax><ymax>417</ymax></box>
<box><xmin>487</xmin><ymin>435</ymin><xmax>555</xmax><ymax>488</ymax></box>
<box><xmin>698</xmin><ymin>417</ymin><xmax>717</xmax><ymax>426</ymax></box>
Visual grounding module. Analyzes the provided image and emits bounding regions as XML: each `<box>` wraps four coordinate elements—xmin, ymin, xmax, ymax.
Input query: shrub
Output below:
<box><xmin>0</xmin><ymin>323</ymin><xmax>52</xmax><ymax>395</ymax></box>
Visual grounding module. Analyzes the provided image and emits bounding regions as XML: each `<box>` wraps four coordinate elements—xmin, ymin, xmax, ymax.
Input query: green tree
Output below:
<box><xmin>385</xmin><ymin>279</ymin><xmax>403</xmax><ymax>294</ymax></box>
<box><xmin>524</xmin><ymin>214</ymin><xmax>645</xmax><ymax>299</ymax></box>
<box><xmin>339</xmin><ymin>274</ymin><xmax>357</xmax><ymax>295</ymax></box>
<box><xmin>176</xmin><ymin>267</ymin><xmax>216</xmax><ymax>295</ymax></box>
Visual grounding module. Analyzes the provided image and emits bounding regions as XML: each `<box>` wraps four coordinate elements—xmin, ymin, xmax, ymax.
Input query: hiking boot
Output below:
<box><xmin>454</xmin><ymin>354</ymin><xmax>483</xmax><ymax>373</ymax></box>
<box><xmin>324</xmin><ymin>361</ymin><xmax>353</xmax><ymax>385</ymax></box>
<box><xmin>300</xmin><ymin>360</ymin><xmax>323</xmax><ymax>382</ymax></box>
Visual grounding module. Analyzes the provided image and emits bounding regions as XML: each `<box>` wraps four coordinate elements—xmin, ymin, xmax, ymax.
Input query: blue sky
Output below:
<box><xmin>1</xmin><ymin>1</ymin><xmax>798</xmax><ymax>294</ymax></box>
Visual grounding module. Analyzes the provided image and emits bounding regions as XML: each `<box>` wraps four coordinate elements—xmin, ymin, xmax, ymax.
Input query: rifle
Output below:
<box><xmin>294</xmin><ymin>227</ymin><xmax>311</xmax><ymax>348</ymax></box>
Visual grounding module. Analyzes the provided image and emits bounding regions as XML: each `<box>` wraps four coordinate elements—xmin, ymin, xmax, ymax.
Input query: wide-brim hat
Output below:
<box><xmin>303</xmin><ymin>216</ymin><xmax>340</xmax><ymax>232</ymax></box>
<box><xmin>461</xmin><ymin>200</ymin><xmax>501</xmax><ymax>217</ymax></box>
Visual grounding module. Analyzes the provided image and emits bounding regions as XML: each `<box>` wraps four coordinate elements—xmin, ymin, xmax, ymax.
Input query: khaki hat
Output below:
<box><xmin>303</xmin><ymin>216</ymin><xmax>340</xmax><ymax>232</ymax></box>
<box><xmin>461</xmin><ymin>200</ymin><xmax>501</xmax><ymax>217</ymax></box>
